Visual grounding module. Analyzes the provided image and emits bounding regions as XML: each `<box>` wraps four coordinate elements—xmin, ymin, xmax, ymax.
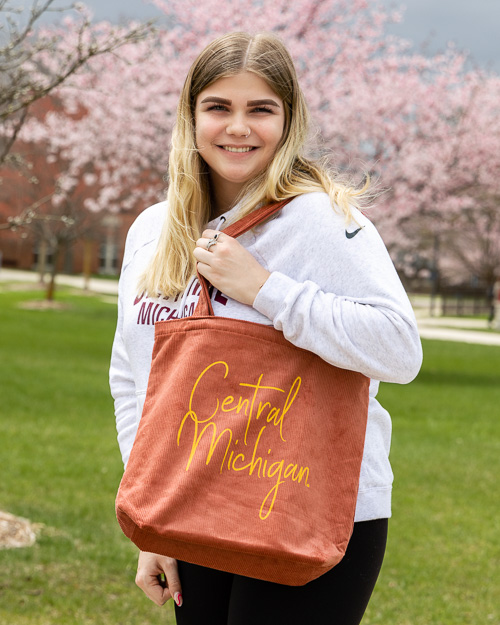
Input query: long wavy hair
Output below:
<box><xmin>139</xmin><ymin>31</ymin><xmax>370</xmax><ymax>297</ymax></box>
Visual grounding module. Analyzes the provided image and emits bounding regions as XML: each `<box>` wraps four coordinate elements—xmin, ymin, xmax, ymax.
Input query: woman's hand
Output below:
<box><xmin>194</xmin><ymin>229</ymin><xmax>270</xmax><ymax>306</ymax></box>
<box><xmin>135</xmin><ymin>551</ymin><xmax>183</xmax><ymax>608</ymax></box>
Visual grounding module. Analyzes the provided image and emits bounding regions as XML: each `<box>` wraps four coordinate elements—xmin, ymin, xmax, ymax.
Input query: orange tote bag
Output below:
<box><xmin>116</xmin><ymin>199</ymin><xmax>370</xmax><ymax>586</ymax></box>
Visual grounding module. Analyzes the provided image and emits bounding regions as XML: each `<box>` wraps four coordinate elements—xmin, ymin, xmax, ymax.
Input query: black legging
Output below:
<box><xmin>174</xmin><ymin>518</ymin><xmax>388</xmax><ymax>625</ymax></box>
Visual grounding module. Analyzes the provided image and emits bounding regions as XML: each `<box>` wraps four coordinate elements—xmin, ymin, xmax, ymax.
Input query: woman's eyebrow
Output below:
<box><xmin>247</xmin><ymin>99</ymin><xmax>280</xmax><ymax>108</ymax></box>
<box><xmin>200</xmin><ymin>96</ymin><xmax>281</xmax><ymax>108</ymax></box>
<box><xmin>200</xmin><ymin>96</ymin><xmax>231</xmax><ymax>105</ymax></box>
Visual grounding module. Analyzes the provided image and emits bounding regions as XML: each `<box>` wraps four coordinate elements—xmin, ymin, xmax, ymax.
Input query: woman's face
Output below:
<box><xmin>195</xmin><ymin>72</ymin><xmax>285</xmax><ymax>207</ymax></box>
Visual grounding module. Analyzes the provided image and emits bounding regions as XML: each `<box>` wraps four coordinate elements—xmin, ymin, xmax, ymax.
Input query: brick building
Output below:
<box><xmin>0</xmin><ymin>98</ymin><xmax>148</xmax><ymax>277</ymax></box>
<box><xmin>0</xmin><ymin>144</ymin><xmax>144</xmax><ymax>277</ymax></box>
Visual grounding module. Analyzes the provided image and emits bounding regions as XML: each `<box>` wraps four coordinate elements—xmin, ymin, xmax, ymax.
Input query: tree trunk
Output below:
<box><xmin>83</xmin><ymin>239</ymin><xmax>93</xmax><ymax>291</ymax></box>
<box><xmin>38</xmin><ymin>238</ymin><xmax>47</xmax><ymax>285</ymax></box>
<box><xmin>429</xmin><ymin>234</ymin><xmax>440</xmax><ymax>317</ymax></box>
<box><xmin>45</xmin><ymin>245</ymin><xmax>60</xmax><ymax>301</ymax></box>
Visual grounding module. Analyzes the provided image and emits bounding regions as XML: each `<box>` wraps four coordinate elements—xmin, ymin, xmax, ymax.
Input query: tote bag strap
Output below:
<box><xmin>194</xmin><ymin>198</ymin><xmax>294</xmax><ymax>317</ymax></box>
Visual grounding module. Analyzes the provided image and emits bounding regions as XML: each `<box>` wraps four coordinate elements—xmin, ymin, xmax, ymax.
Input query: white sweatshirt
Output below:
<box><xmin>109</xmin><ymin>192</ymin><xmax>422</xmax><ymax>522</ymax></box>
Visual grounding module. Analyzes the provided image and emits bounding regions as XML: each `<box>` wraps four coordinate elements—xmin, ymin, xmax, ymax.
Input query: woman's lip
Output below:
<box><xmin>217</xmin><ymin>145</ymin><xmax>257</xmax><ymax>149</ymax></box>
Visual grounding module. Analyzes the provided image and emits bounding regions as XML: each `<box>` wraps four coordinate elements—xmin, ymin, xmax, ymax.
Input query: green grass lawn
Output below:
<box><xmin>0</xmin><ymin>289</ymin><xmax>176</xmax><ymax>625</ymax></box>
<box><xmin>367</xmin><ymin>341</ymin><xmax>499</xmax><ymax>625</ymax></box>
<box><xmin>0</xmin><ymin>288</ymin><xmax>498</xmax><ymax>624</ymax></box>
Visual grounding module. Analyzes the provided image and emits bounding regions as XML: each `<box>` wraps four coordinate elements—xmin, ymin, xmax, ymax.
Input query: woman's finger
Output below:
<box><xmin>201</xmin><ymin>228</ymin><xmax>222</xmax><ymax>240</ymax></box>
<box><xmin>196</xmin><ymin>232</ymin><xmax>224</xmax><ymax>252</ymax></box>
<box><xmin>163</xmin><ymin>559</ymin><xmax>183</xmax><ymax>608</ymax></box>
<box><xmin>193</xmin><ymin>246</ymin><xmax>215</xmax><ymax>267</ymax></box>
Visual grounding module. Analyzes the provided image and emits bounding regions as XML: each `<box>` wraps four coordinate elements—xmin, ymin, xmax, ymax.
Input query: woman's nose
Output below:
<box><xmin>226</xmin><ymin>116</ymin><xmax>250</xmax><ymax>137</ymax></box>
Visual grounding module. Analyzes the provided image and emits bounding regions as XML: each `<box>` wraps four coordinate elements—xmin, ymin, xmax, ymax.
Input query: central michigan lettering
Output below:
<box><xmin>177</xmin><ymin>361</ymin><xmax>310</xmax><ymax>520</ymax></box>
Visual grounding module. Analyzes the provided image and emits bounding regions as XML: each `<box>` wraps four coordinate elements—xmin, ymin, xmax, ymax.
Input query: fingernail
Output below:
<box><xmin>174</xmin><ymin>592</ymin><xmax>183</xmax><ymax>607</ymax></box>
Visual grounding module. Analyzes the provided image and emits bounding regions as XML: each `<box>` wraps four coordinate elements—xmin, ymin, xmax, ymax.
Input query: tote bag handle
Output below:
<box><xmin>194</xmin><ymin>198</ymin><xmax>293</xmax><ymax>317</ymax></box>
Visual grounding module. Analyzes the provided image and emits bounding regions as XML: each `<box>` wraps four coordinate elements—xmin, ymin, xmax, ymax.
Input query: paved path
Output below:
<box><xmin>412</xmin><ymin>304</ymin><xmax>500</xmax><ymax>347</ymax></box>
<box><xmin>0</xmin><ymin>268</ymin><xmax>119</xmax><ymax>295</ymax></box>
<box><xmin>2</xmin><ymin>268</ymin><xmax>499</xmax><ymax>346</ymax></box>
<box><xmin>416</xmin><ymin>320</ymin><xmax>500</xmax><ymax>346</ymax></box>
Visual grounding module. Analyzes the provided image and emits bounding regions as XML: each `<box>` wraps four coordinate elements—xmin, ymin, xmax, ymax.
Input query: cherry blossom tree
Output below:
<box><xmin>20</xmin><ymin>0</ymin><xmax>411</xmax><ymax>213</ymax></box>
<box><xmin>375</xmin><ymin>69</ymin><xmax>500</xmax><ymax>293</ymax></box>
<box><xmin>9</xmin><ymin>0</ymin><xmax>500</xmax><ymax>295</ymax></box>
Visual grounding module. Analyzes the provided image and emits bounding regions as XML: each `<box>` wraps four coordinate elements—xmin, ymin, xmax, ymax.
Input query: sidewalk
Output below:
<box><xmin>2</xmin><ymin>268</ymin><xmax>500</xmax><ymax>346</ymax></box>
<box><xmin>0</xmin><ymin>268</ymin><xmax>119</xmax><ymax>295</ymax></box>
<box><xmin>416</xmin><ymin>318</ymin><xmax>500</xmax><ymax>346</ymax></box>
<box><xmin>411</xmin><ymin>298</ymin><xmax>500</xmax><ymax>347</ymax></box>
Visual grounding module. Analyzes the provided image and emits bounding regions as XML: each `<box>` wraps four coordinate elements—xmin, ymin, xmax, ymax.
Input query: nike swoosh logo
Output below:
<box><xmin>345</xmin><ymin>227</ymin><xmax>363</xmax><ymax>239</ymax></box>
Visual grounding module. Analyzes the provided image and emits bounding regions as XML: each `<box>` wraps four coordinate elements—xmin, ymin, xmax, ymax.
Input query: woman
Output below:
<box><xmin>110</xmin><ymin>31</ymin><xmax>422</xmax><ymax>625</ymax></box>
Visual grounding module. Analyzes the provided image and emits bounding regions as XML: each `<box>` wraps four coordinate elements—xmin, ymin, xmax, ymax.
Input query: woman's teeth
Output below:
<box><xmin>223</xmin><ymin>146</ymin><xmax>253</xmax><ymax>153</ymax></box>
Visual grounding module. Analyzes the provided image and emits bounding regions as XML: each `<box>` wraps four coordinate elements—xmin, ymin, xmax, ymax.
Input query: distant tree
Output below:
<box><xmin>378</xmin><ymin>71</ymin><xmax>500</xmax><ymax>292</ymax></box>
<box><xmin>0</xmin><ymin>137</ymin><xmax>107</xmax><ymax>299</ymax></box>
<box><xmin>0</xmin><ymin>0</ymin><xmax>152</xmax><ymax>166</ymax></box>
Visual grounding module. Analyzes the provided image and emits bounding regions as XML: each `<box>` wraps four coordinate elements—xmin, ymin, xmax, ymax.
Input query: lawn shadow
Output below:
<box><xmin>415</xmin><ymin>369</ymin><xmax>500</xmax><ymax>389</ymax></box>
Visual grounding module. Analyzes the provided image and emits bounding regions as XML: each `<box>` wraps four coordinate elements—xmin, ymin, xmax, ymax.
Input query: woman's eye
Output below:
<box><xmin>204</xmin><ymin>104</ymin><xmax>274</xmax><ymax>114</ymax></box>
<box><xmin>207</xmin><ymin>104</ymin><xmax>229</xmax><ymax>112</ymax></box>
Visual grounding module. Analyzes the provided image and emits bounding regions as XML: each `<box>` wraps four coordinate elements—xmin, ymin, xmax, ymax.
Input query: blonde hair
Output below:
<box><xmin>139</xmin><ymin>32</ymin><xmax>370</xmax><ymax>297</ymax></box>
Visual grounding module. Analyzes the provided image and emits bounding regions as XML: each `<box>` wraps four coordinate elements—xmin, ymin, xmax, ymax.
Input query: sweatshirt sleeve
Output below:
<box><xmin>252</xmin><ymin>195</ymin><xmax>422</xmax><ymax>384</ymax></box>
<box><xmin>109</xmin><ymin>288</ymin><xmax>137</xmax><ymax>467</ymax></box>
<box><xmin>109</xmin><ymin>224</ymin><xmax>140</xmax><ymax>468</ymax></box>
<box><xmin>109</xmin><ymin>201</ymin><xmax>167</xmax><ymax>467</ymax></box>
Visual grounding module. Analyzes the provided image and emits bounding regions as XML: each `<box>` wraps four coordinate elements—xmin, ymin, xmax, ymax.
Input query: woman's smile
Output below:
<box><xmin>219</xmin><ymin>145</ymin><xmax>256</xmax><ymax>153</ymax></box>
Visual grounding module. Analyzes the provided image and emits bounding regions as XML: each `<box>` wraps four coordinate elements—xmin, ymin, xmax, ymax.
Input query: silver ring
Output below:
<box><xmin>207</xmin><ymin>238</ymin><xmax>218</xmax><ymax>251</ymax></box>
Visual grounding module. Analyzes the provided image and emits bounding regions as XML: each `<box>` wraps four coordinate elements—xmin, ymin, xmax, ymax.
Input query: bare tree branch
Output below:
<box><xmin>0</xmin><ymin>0</ymin><xmax>154</xmax><ymax>165</ymax></box>
<box><xmin>0</xmin><ymin>105</ymin><xmax>27</xmax><ymax>163</ymax></box>
<box><xmin>0</xmin><ymin>191</ymin><xmax>55</xmax><ymax>230</ymax></box>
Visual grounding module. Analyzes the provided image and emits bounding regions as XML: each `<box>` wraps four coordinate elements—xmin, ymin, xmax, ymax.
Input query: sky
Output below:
<box><xmin>381</xmin><ymin>0</ymin><xmax>499</xmax><ymax>72</ymax></box>
<box><xmin>26</xmin><ymin>0</ymin><xmax>500</xmax><ymax>73</ymax></box>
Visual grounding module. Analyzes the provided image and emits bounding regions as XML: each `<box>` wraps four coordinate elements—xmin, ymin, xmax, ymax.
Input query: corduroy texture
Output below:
<box><xmin>115</xmin><ymin>200</ymin><xmax>370</xmax><ymax>586</ymax></box>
